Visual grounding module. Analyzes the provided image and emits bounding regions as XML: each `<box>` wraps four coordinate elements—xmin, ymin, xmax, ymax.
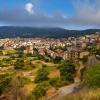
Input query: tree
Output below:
<box><xmin>44</xmin><ymin>57</ymin><xmax>50</xmax><ymax>62</ymax></box>
<box><xmin>80</xmin><ymin>56</ymin><xmax>88</xmax><ymax>63</ymax></box>
<box><xmin>95</xmin><ymin>48</ymin><xmax>100</xmax><ymax>55</ymax></box>
<box><xmin>49</xmin><ymin>77</ymin><xmax>61</xmax><ymax>88</ymax></box>
<box><xmin>14</xmin><ymin>59</ymin><xmax>24</xmax><ymax>69</ymax></box>
<box><xmin>33</xmin><ymin>82</ymin><xmax>49</xmax><ymax>99</ymax></box>
<box><xmin>33</xmin><ymin>84</ymin><xmax>46</xmax><ymax>99</ymax></box>
<box><xmin>59</xmin><ymin>61</ymin><xmax>76</xmax><ymax>82</ymax></box>
<box><xmin>53</xmin><ymin>56</ymin><xmax>63</xmax><ymax>64</ymax></box>
<box><xmin>88</xmin><ymin>46</ymin><xmax>97</xmax><ymax>54</ymax></box>
<box><xmin>34</xmin><ymin>68</ymin><xmax>49</xmax><ymax>83</ymax></box>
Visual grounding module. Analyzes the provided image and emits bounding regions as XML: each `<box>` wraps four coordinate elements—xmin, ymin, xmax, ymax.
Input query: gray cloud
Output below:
<box><xmin>0</xmin><ymin>9</ymin><xmax>71</xmax><ymax>27</ymax></box>
<box><xmin>74</xmin><ymin>0</ymin><xmax>100</xmax><ymax>25</ymax></box>
<box><xmin>1</xmin><ymin>0</ymin><xmax>100</xmax><ymax>29</ymax></box>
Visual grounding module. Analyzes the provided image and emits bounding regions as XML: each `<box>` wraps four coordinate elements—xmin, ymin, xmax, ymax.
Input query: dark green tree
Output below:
<box><xmin>53</xmin><ymin>56</ymin><xmax>63</xmax><ymax>64</ymax></box>
<box><xmin>14</xmin><ymin>59</ymin><xmax>24</xmax><ymax>69</ymax></box>
<box><xmin>33</xmin><ymin>82</ymin><xmax>49</xmax><ymax>99</ymax></box>
<box><xmin>59</xmin><ymin>61</ymin><xmax>76</xmax><ymax>82</ymax></box>
<box><xmin>80</xmin><ymin>56</ymin><xmax>88</xmax><ymax>63</ymax></box>
<box><xmin>49</xmin><ymin>77</ymin><xmax>61</xmax><ymax>88</ymax></box>
<box><xmin>34</xmin><ymin>68</ymin><xmax>49</xmax><ymax>83</ymax></box>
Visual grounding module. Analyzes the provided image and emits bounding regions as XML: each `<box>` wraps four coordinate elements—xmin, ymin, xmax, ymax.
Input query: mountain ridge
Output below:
<box><xmin>0</xmin><ymin>26</ymin><xmax>99</xmax><ymax>38</ymax></box>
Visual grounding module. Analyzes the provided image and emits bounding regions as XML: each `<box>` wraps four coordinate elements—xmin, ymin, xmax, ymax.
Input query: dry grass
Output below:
<box><xmin>63</xmin><ymin>88</ymin><xmax>100</xmax><ymax>100</ymax></box>
<box><xmin>2</xmin><ymin>49</ymin><xmax>17</xmax><ymax>53</ymax></box>
<box><xmin>32</xmin><ymin>60</ymin><xmax>58</xmax><ymax>67</ymax></box>
<box><xmin>23</xmin><ymin>83</ymin><xmax>36</xmax><ymax>95</ymax></box>
<box><xmin>48</xmin><ymin>69</ymin><xmax>60</xmax><ymax>79</ymax></box>
<box><xmin>0</xmin><ymin>56</ymin><xmax>10</xmax><ymax>59</ymax></box>
<box><xmin>46</xmin><ymin>87</ymin><xmax>56</xmax><ymax>97</ymax></box>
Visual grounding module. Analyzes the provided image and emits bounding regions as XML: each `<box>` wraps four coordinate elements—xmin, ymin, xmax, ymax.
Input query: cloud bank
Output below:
<box><xmin>1</xmin><ymin>0</ymin><xmax>100</xmax><ymax>29</ymax></box>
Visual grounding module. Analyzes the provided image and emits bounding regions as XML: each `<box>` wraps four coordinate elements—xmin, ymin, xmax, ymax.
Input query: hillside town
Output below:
<box><xmin>0</xmin><ymin>32</ymin><xmax>99</xmax><ymax>61</ymax></box>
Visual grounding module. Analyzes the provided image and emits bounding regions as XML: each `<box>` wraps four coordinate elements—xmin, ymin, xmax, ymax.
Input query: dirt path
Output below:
<box><xmin>46</xmin><ymin>61</ymin><xmax>84</xmax><ymax>100</ymax></box>
<box><xmin>56</xmin><ymin>83</ymin><xmax>80</xmax><ymax>100</ymax></box>
<box><xmin>46</xmin><ymin>81</ymin><xmax>80</xmax><ymax>100</ymax></box>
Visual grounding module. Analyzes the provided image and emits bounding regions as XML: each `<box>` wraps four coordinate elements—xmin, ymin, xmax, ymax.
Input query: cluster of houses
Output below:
<box><xmin>0</xmin><ymin>32</ymin><xmax>99</xmax><ymax>60</ymax></box>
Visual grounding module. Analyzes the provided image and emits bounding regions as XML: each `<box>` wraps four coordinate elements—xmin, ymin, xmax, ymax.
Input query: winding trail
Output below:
<box><xmin>46</xmin><ymin>61</ymin><xmax>84</xmax><ymax>100</ymax></box>
<box><xmin>46</xmin><ymin>80</ymin><xmax>81</xmax><ymax>100</ymax></box>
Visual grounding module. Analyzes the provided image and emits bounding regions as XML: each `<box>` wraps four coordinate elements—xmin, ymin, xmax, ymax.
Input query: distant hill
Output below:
<box><xmin>0</xmin><ymin>26</ymin><xmax>99</xmax><ymax>38</ymax></box>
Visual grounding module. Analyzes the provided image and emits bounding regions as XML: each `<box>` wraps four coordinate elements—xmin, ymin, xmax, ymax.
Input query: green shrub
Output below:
<box><xmin>33</xmin><ymin>82</ymin><xmax>50</xmax><ymax>99</ymax></box>
<box><xmin>80</xmin><ymin>56</ymin><xmax>88</xmax><ymax>63</ymax></box>
<box><xmin>53</xmin><ymin>56</ymin><xmax>63</xmax><ymax>64</ymax></box>
<box><xmin>49</xmin><ymin>77</ymin><xmax>61</xmax><ymax>88</ymax></box>
<box><xmin>0</xmin><ymin>73</ymin><xmax>14</xmax><ymax>94</ymax></box>
<box><xmin>0</xmin><ymin>58</ymin><xmax>13</xmax><ymax>67</ymax></box>
<box><xmin>59</xmin><ymin>61</ymin><xmax>76</xmax><ymax>82</ymax></box>
<box><xmin>42</xmin><ymin>64</ymin><xmax>47</xmax><ymax>68</ymax></box>
<box><xmin>14</xmin><ymin>59</ymin><xmax>24</xmax><ymax>69</ymax></box>
<box><xmin>61</xmin><ymin>72</ymin><xmax>74</xmax><ymax>82</ymax></box>
<box><xmin>27</xmin><ymin>95</ymin><xmax>36</xmax><ymax>100</ymax></box>
<box><xmin>34</xmin><ymin>68</ymin><xmax>49</xmax><ymax>83</ymax></box>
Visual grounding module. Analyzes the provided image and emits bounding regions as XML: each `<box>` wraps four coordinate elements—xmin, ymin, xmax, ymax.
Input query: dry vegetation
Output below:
<box><xmin>63</xmin><ymin>89</ymin><xmax>100</xmax><ymax>100</ymax></box>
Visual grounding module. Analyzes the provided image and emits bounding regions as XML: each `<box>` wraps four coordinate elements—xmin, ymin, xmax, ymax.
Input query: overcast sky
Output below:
<box><xmin>0</xmin><ymin>0</ymin><xmax>100</xmax><ymax>29</ymax></box>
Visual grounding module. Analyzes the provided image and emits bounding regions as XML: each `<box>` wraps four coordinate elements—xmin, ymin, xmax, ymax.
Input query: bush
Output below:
<box><xmin>88</xmin><ymin>46</ymin><xmax>98</xmax><ymax>54</ymax></box>
<box><xmin>33</xmin><ymin>85</ymin><xmax>46</xmax><ymax>99</ymax></box>
<box><xmin>33</xmin><ymin>82</ymin><xmax>50</xmax><ymax>99</ymax></box>
<box><xmin>44</xmin><ymin>58</ymin><xmax>49</xmax><ymax>62</ymax></box>
<box><xmin>0</xmin><ymin>58</ymin><xmax>13</xmax><ymax>67</ymax></box>
<box><xmin>14</xmin><ymin>59</ymin><xmax>24</xmax><ymax>69</ymax></box>
<box><xmin>59</xmin><ymin>61</ymin><xmax>76</xmax><ymax>82</ymax></box>
<box><xmin>49</xmin><ymin>77</ymin><xmax>61</xmax><ymax>88</ymax></box>
<box><xmin>80</xmin><ymin>56</ymin><xmax>88</xmax><ymax>63</ymax></box>
<box><xmin>17</xmin><ymin>52</ymin><xmax>27</xmax><ymax>58</ymax></box>
<box><xmin>42</xmin><ymin>64</ymin><xmax>48</xmax><ymax>68</ymax></box>
<box><xmin>61</xmin><ymin>72</ymin><xmax>74</xmax><ymax>82</ymax></box>
<box><xmin>27</xmin><ymin>95</ymin><xmax>36</xmax><ymax>100</ymax></box>
<box><xmin>34</xmin><ymin>68</ymin><xmax>49</xmax><ymax>83</ymax></box>
<box><xmin>14</xmin><ymin>59</ymin><xmax>33</xmax><ymax>70</ymax></box>
<box><xmin>0</xmin><ymin>73</ymin><xmax>14</xmax><ymax>94</ymax></box>
<box><xmin>53</xmin><ymin>56</ymin><xmax>63</xmax><ymax>64</ymax></box>
<box><xmin>95</xmin><ymin>48</ymin><xmax>100</xmax><ymax>55</ymax></box>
